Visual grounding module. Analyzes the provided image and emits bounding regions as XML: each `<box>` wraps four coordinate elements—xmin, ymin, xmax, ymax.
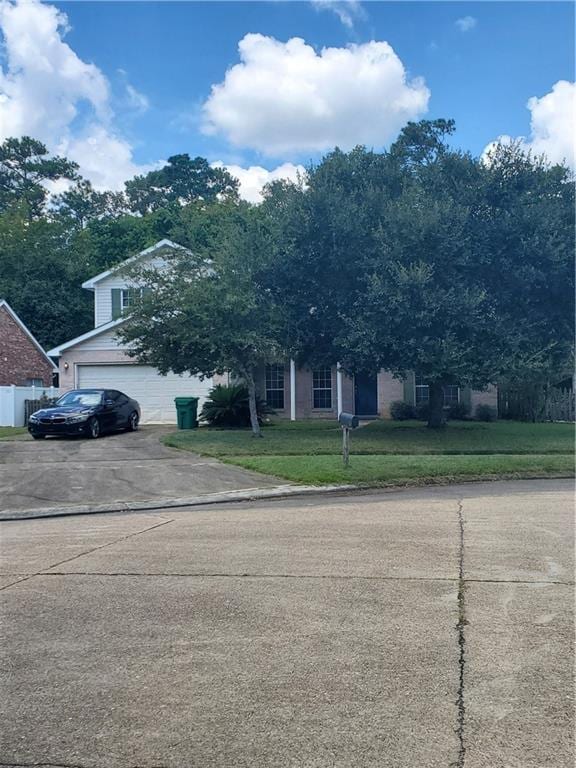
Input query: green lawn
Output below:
<box><xmin>164</xmin><ymin>419</ymin><xmax>574</xmax><ymax>456</ymax></box>
<box><xmin>163</xmin><ymin>418</ymin><xmax>574</xmax><ymax>487</ymax></box>
<box><xmin>0</xmin><ymin>427</ymin><xmax>27</xmax><ymax>439</ymax></box>
<box><xmin>228</xmin><ymin>453</ymin><xmax>574</xmax><ymax>487</ymax></box>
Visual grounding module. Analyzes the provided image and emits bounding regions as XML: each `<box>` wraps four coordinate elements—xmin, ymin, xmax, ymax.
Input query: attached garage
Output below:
<box><xmin>76</xmin><ymin>364</ymin><xmax>212</xmax><ymax>424</ymax></box>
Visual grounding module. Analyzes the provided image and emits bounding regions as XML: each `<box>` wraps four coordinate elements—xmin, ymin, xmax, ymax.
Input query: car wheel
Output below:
<box><xmin>88</xmin><ymin>417</ymin><xmax>100</xmax><ymax>439</ymax></box>
<box><xmin>126</xmin><ymin>411</ymin><xmax>139</xmax><ymax>432</ymax></box>
<box><xmin>32</xmin><ymin>434</ymin><xmax>45</xmax><ymax>440</ymax></box>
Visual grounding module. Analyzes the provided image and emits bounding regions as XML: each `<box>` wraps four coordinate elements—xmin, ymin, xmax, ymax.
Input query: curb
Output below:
<box><xmin>0</xmin><ymin>483</ymin><xmax>358</xmax><ymax>522</ymax></box>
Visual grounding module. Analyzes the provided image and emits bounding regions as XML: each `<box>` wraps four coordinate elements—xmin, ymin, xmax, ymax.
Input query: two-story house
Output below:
<box><xmin>47</xmin><ymin>240</ymin><xmax>214</xmax><ymax>423</ymax></box>
<box><xmin>48</xmin><ymin>240</ymin><xmax>497</xmax><ymax>424</ymax></box>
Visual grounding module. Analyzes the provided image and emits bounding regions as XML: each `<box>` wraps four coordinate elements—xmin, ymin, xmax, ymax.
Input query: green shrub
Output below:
<box><xmin>390</xmin><ymin>400</ymin><xmax>415</xmax><ymax>420</ymax></box>
<box><xmin>475</xmin><ymin>404</ymin><xmax>497</xmax><ymax>422</ymax></box>
<box><xmin>448</xmin><ymin>401</ymin><xmax>470</xmax><ymax>420</ymax></box>
<box><xmin>200</xmin><ymin>384</ymin><xmax>273</xmax><ymax>428</ymax></box>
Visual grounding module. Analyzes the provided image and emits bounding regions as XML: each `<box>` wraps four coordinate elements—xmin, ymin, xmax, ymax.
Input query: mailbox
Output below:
<box><xmin>338</xmin><ymin>412</ymin><xmax>359</xmax><ymax>429</ymax></box>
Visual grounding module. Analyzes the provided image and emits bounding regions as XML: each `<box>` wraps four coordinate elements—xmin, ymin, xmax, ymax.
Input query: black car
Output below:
<box><xmin>28</xmin><ymin>389</ymin><xmax>141</xmax><ymax>440</ymax></box>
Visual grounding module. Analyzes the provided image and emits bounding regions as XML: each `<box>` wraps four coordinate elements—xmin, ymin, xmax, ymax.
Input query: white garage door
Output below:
<box><xmin>77</xmin><ymin>364</ymin><xmax>212</xmax><ymax>424</ymax></box>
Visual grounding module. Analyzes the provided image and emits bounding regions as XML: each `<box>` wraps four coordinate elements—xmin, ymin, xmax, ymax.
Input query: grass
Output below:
<box><xmin>164</xmin><ymin>419</ymin><xmax>574</xmax><ymax>457</ymax></box>
<box><xmin>227</xmin><ymin>453</ymin><xmax>574</xmax><ymax>487</ymax></box>
<box><xmin>163</xmin><ymin>418</ymin><xmax>574</xmax><ymax>487</ymax></box>
<box><xmin>0</xmin><ymin>427</ymin><xmax>27</xmax><ymax>439</ymax></box>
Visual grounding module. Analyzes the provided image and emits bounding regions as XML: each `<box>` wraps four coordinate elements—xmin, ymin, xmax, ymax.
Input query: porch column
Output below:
<box><xmin>290</xmin><ymin>359</ymin><xmax>296</xmax><ymax>421</ymax></box>
<box><xmin>336</xmin><ymin>362</ymin><xmax>343</xmax><ymax>416</ymax></box>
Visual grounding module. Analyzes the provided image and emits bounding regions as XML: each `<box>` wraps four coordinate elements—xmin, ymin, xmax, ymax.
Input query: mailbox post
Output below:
<box><xmin>338</xmin><ymin>412</ymin><xmax>359</xmax><ymax>467</ymax></box>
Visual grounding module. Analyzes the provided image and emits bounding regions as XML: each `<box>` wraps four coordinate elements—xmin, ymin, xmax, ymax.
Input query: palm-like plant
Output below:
<box><xmin>200</xmin><ymin>384</ymin><xmax>273</xmax><ymax>428</ymax></box>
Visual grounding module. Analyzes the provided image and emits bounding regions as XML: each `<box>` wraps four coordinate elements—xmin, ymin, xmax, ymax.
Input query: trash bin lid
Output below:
<box><xmin>174</xmin><ymin>397</ymin><xmax>199</xmax><ymax>406</ymax></box>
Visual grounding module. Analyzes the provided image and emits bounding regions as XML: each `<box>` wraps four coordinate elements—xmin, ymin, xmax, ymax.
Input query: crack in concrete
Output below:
<box><xmin>37</xmin><ymin>571</ymin><xmax>459</xmax><ymax>582</ymax></box>
<box><xmin>13</xmin><ymin>571</ymin><xmax>573</xmax><ymax>585</ymax></box>
<box><xmin>455</xmin><ymin>498</ymin><xmax>467</xmax><ymax>768</ymax></box>
<box><xmin>0</xmin><ymin>763</ymin><xmax>170</xmax><ymax>768</ymax></box>
<box><xmin>0</xmin><ymin>575</ymin><xmax>33</xmax><ymax>591</ymax></box>
<box><xmin>0</xmin><ymin>518</ymin><xmax>174</xmax><ymax>592</ymax></box>
<box><xmin>0</xmin><ymin>762</ymin><xmax>88</xmax><ymax>768</ymax></box>
<box><xmin>43</xmin><ymin>518</ymin><xmax>175</xmax><ymax>572</ymax></box>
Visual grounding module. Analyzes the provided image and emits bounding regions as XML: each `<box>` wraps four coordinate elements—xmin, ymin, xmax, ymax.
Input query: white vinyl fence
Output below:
<box><xmin>0</xmin><ymin>386</ymin><xmax>60</xmax><ymax>427</ymax></box>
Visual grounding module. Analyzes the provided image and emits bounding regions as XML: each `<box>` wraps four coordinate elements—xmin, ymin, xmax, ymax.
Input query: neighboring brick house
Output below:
<box><xmin>0</xmin><ymin>300</ymin><xmax>55</xmax><ymax>387</ymax></box>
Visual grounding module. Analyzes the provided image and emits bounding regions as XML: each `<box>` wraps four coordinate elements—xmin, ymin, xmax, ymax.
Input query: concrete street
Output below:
<box><xmin>0</xmin><ymin>479</ymin><xmax>573</xmax><ymax>767</ymax></box>
<box><xmin>0</xmin><ymin>427</ymin><xmax>279</xmax><ymax>513</ymax></box>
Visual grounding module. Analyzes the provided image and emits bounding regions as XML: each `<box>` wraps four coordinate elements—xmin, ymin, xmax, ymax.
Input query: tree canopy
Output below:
<box><xmin>260</xmin><ymin>123</ymin><xmax>574</xmax><ymax>426</ymax></box>
<box><xmin>125</xmin><ymin>154</ymin><xmax>239</xmax><ymax>214</ymax></box>
<box><xmin>0</xmin><ymin>136</ymin><xmax>79</xmax><ymax>219</ymax></box>
<box><xmin>118</xmin><ymin>203</ymin><xmax>283</xmax><ymax>436</ymax></box>
<box><xmin>0</xmin><ymin>123</ymin><xmax>572</xmax><ymax>430</ymax></box>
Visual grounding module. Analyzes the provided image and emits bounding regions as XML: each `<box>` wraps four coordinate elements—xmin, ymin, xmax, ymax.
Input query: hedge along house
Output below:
<box><xmin>254</xmin><ymin>363</ymin><xmax>497</xmax><ymax>420</ymax></box>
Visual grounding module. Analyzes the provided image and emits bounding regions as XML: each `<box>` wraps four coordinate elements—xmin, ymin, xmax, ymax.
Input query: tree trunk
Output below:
<box><xmin>427</xmin><ymin>381</ymin><xmax>446</xmax><ymax>429</ymax></box>
<box><xmin>244</xmin><ymin>370</ymin><xmax>262</xmax><ymax>438</ymax></box>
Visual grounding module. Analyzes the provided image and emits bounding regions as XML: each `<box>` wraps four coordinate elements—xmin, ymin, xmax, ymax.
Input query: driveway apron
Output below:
<box><xmin>0</xmin><ymin>427</ymin><xmax>279</xmax><ymax>512</ymax></box>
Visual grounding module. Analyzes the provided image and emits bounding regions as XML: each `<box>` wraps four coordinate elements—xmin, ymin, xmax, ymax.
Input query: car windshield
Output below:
<box><xmin>56</xmin><ymin>391</ymin><xmax>102</xmax><ymax>407</ymax></box>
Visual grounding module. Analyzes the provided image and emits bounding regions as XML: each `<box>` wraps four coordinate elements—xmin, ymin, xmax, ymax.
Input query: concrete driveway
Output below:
<box><xmin>0</xmin><ymin>427</ymin><xmax>280</xmax><ymax>513</ymax></box>
<box><xmin>0</xmin><ymin>479</ymin><xmax>573</xmax><ymax>768</ymax></box>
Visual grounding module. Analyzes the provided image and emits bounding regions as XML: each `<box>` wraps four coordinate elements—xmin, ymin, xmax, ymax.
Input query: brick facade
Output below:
<box><xmin>257</xmin><ymin>362</ymin><xmax>497</xmax><ymax>420</ymax></box>
<box><xmin>470</xmin><ymin>386</ymin><xmax>498</xmax><ymax>413</ymax></box>
<box><xmin>0</xmin><ymin>304</ymin><xmax>54</xmax><ymax>387</ymax></box>
<box><xmin>377</xmin><ymin>370</ymin><xmax>405</xmax><ymax>418</ymax></box>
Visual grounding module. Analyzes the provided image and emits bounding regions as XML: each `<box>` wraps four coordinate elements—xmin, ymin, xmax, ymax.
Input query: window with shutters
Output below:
<box><xmin>265</xmin><ymin>364</ymin><xmax>285</xmax><ymax>409</ymax></box>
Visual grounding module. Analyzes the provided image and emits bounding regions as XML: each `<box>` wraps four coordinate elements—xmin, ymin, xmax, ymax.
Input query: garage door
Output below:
<box><xmin>77</xmin><ymin>364</ymin><xmax>212</xmax><ymax>424</ymax></box>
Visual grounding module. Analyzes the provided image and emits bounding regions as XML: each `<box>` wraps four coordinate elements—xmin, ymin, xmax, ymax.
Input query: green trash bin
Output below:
<box><xmin>174</xmin><ymin>397</ymin><xmax>199</xmax><ymax>429</ymax></box>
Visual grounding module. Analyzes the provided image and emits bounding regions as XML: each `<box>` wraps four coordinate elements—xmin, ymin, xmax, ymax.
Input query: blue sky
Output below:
<box><xmin>1</xmin><ymin>1</ymin><xmax>574</xmax><ymax>198</ymax></box>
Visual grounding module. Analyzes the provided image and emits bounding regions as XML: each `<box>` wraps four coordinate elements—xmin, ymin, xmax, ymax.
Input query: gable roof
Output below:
<box><xmin>0</xmin><ymin>300</ymin><xmax>57</xmax><ymax>369</ymax></box>
<box><xmin>46</xmin><ymin>317</ymin><xmax>125</xmax><ymax>357</ymax></box>
<box><xmin>82</xmin><ymin>239</ymin><xmax>189</xmax><ymax>290</ymax></box>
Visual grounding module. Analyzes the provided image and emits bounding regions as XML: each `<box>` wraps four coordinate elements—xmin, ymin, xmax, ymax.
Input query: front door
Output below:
<box><xmin>354</xmin><ymin>372</ymin><xmax>378</xmax><ymax>416</ymax></box>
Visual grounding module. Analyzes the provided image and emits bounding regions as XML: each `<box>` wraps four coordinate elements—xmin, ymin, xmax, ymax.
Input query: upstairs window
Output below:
<box><xmin>265</xmin><ymin>364</ymin><xmax>285</xmax><ymax>409</ymax></box>
<box><xmin>313</xmin><ymin>368</ymin><xmax>332</xmax><ymax>409</ymax></box>
<box><xmin>121</xmin><ymin>288</ymin><xmax>142</xmax><ymax>311</ymax></box>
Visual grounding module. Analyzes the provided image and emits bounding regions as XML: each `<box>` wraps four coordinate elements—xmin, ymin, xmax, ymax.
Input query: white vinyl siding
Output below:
<box><xmin>76</xmin><ymin>364</ymin><xmax>212</xmax><ymax>423</ymax></box>
<box><xmin>94</xmin><ymin>275</ymin><xmax>131</xmax><ymax>327</ymax></box>
<box><xmin>93</xmin><ymin>254</ymin><xmax>167</xmax><ymax>326</ymax></box>
<box><xmin>69</xmin><ymin>328</ymin><xmax>125</xmax><ymax>351</ymax></box>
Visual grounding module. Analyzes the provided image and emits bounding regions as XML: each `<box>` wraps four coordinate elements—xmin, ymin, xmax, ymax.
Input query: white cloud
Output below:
<box><xmin>124</xmin><ymin>83</ymin><xmax>150</xmax><ymax>113</ymax></box>
<box><xmin>212</xmin><ymin>161</ymin><xmax>305</xmax><ymax>203</ymax></box>
<box><xmin>311</xmin><ymin>0</ymin><xmax>366</xmax><ymax>30</ymax></box>
<box><xmin>117</xmin><ymin>68</ymin><xmax>150</xmax><ymax>114</ymax></box>
<box><xmin>0</xmin><ymin>0</ymin><xmax>152</xmax><ymax>189</ymax></box>
<box><xmin>455</xmin><ymin>16</ymin><xmax>477</xmax><ymax>32</ymax></box>
<box><xmin>202</xmin><ymin>35</ymin><xmax>430</xmax><ymax>157</ymax></box>
<box><xmin>484</xmin><ymin>81</ymin><xmax>576</xmax><ymax>170</ymax></box>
